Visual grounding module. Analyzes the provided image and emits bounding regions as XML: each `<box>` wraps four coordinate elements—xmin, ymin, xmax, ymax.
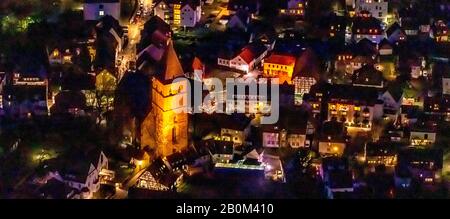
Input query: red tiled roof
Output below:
<box><xmin>264</xmin><ymin>54</ymin><xmax>296</xmax><ymax>66</ymax></box>
<box><xmin>239</xmin><ymin>47</ymin><xmax>255</xmax><ymax>64</ymax></box>
<box><xmin>192</xmin><ymin>57</ymin><xmax>203</xmax><ymax>70</ymax></box>
<box><xmin>237</xmin><ymin>42</ymin><xmax>267</xmax><ymax>64</ymax></box>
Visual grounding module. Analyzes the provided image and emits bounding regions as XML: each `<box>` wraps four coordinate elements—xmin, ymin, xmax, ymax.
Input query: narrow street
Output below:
<box><xmin>117</xmin><ymin>0</ymin><xmax>153</xmax><ymax>80</ymax></box>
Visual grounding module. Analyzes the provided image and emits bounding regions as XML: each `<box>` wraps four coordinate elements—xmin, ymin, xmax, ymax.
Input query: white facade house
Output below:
<box><xmin>443</xmin><ymin>76</ymin><xmax>450</xmax><ymax>95</ymax></box>
<box><xmin>83</xmin><ymin>0</ymin><xmax>121</xmax><ymax>21</ymax></box>
<box><xmin>181</xmin><ymin>3</ymin><xmax>202</xmax><ymax>27</ymax></box>
<box><xmin>218</xmin><ymin>43</ymin><xmax>268</xmax><ymax>73</ymax></box>
<box><xmin>355</xmin><ymin>0</ymin><xmax>388</xmax><ymax>22</ymax></box>
<box><xmin>45</xmin><ymin>150</ymin><xmax>109</xmax><ymax>199</ymax></box>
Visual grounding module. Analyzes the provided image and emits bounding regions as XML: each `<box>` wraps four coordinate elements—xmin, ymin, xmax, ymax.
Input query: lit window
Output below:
<box><xmin>99</xmin><ymin>10</ymin><xmax>105</xmax><ymax>16</ymax></box>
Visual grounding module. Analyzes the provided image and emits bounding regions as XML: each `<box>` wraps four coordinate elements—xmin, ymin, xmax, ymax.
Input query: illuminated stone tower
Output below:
<box><xmin>141</xmin><ymin>39</ymin><xmax>188</xmax><ymax>157</ymax></box>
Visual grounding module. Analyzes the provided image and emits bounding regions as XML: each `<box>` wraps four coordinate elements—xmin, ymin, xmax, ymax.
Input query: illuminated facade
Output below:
<box><xmin>410</xmin><ymin>130</ymin><xmax>436</xmax><ymax>147</ymax></box>
<box><xmin>355</xmin><ymin>0</ymin><xmax>388</xmax><ymax>23</ymax></box>
<box><xmin>328</xmin><ymin>102</ymin><xmax>374</xmax><ymax>129</ymax></box>
<box><xmin>279</xmin><ymin>0</ymin><xmax>305</xmax><ymax>16</ymax></box>
<box><xmin>141</xmin><ymin>40</ymin><xmax>188</xmax><ymax>157</ymax></box>
<box><xmin>434</xmin><ymin>20</ymin><xmax>449</xmax><ymax>43</ymax></box>
<box><xmin>318</xmin><ymin>137</ymin><xmax>346</xmax><ymax>156</ymax></box>
<box><xmin>293</xmin><ymin>76</ymin><xmax>317</xmax><ymax>105</ymax></box>
<box><xmin>263</xmin><ymin>54</ymin><xmax>296</xmax><ymax>84</ymax></box>
<box><xmin>153</xmin><ymin>0</ymin><xmax>202</xmax><ymax>27</ymax></box>
<box><xmin>352</xmin><ymin>11</ymin><xmax>384</xmax><ymax>43</ymax></box>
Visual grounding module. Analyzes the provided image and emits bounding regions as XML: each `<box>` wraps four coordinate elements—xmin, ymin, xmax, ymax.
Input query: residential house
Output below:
<box><xmin>401</xmin><ymin>82</ymin><xmax>424</xmax><ymax>109</ymax></box>
<box><xmin>365</xmin><ymin>142</ymin><xmax>397</xmax><ymax>169</ymax></box>
<box><xmin>50</xmin><ymin>90</ymin><xmax>87</xmax><ymax>116</ymax></box>
<box><xmin>218</xmin><ymin>113</ymin><xmax>252</xmax><ymax>145</ymax></box>
<box><xmin>355</xmin><ymin>0</ymin><xmax>388</xmax><ymax>23</ymax></box>
<box><xmin>278</xmin><ymin>0</ymin><xmax>306</xmax><ymax>17</ymax></box>
<box><xmin>326</xmin><ymin>84</ymin><xmax>383</xmax><ymax>129</ymax></box>
<box><xmin>397</xmin><ymin>7</ymin><xmax>422</xmax><ymax>37</ymax></box>
<box><xmin>399</xmin><ymin>105</ymin><xmax>421</xmax><ymax>126</ymax></box>
<box><xmin>409</xmin><ymin>122</ymin><xmax>437</xmax><ymax>147</ymax></box>
<box><xmin>227</xmin><ymin>10</ymin><xmax>251</xmax><ymax>32</ymax></box>
<box><xmin>399</xmin><ymin>55</ymin><xmax>428</xmax><ymax>79</ymax></box>
<box><xmin>261</xmin><ymin>109</ymin><xmax>309</xmax><ymax>148</ymax></box>
<box><xmin>351</xmin><ymin>11</ymin><xmax>385</xmax><ymax>44</ymax></box>
<box><xmin>135</xmin><ymin>157</ymin><xmax>183</xmax><ymax>191</ymax></box>
<box><xmin>262</xmin><ymin>53</ymin><xmax>296</xmax><ymax>84</ymax></box>
<box><xmin>164</xmin><ymin>152</ymin><xmax>187</xmax><ymax>171</ymax></box>
<box><xmin>47</xmin><ymin>46</ymin><xmax>78</xmax><ymax>66</ymax></box>
<box><xmin>318</xmin><ymin>120</ymin><xmax>348</xmax><ymax>156</ymax></box>
<box><xmin>181</xmin><ymin>0</ymin><xmax>202</xmax><ymax>27</ymax></box>
<box><xmin>217</xmin><ymin>41</ymin><xmax>268</xmax><ymax>73</ymax></box>
<box><xmin>352</xmin><ymin>64</ymin><xmax>385</xmax><ymax>88</ymax></box>
<box><xmin>398</xmin><ymin>148</ymin><xmax>443</xmax><ymax>185</ymax></box>
<box><xmin>154</xmin><ymin>0</ymin><xmax>202</xmax><ymax>27</ymax></box>
<box><xmin>386</xmin><ymin>22</ymin><xmax>407</xmax><ymax>44</ymax></box>
<box><xmin>433</xmin><ymin>20</ymin><xmax>449</xmax><ymax>43</ymax></box>
<box><xmin>136</xmin><ymin>16</ymin><xmax>172</xmax><ymax>71</ymax></box>
<box><xmin>83</xmin><ymin>0</ymin><xmax>121</xmax><ymax>21</ymax></box>
<box><xmin>318</xmin><ymin>13</ymin><xmax>347</xmax><ymax>38</ymax></box>
<box><xmin>40</xmin><ymin>148</ymin><xmax>109</xmax><ymax>199</ymax></box>
<box><xmin>424</xmin><ymin>95</ymin><xmax>450</xmax><ymax>121</ymax></box>
<box><xmin>334</xmin><ymin>44</ymin><xmax>377</xmax><ymax>75</ymax></box>
<box><xmin>381</xmin><ymin>82</ymin><xmax>403</xmax><ymax>113</ymax></box>
<box><xmin>442</xmin><ymin>72</ymin><xmax>450</xmax><ymax>95</ymax></box>
<box><xmin>4</xmin><ymin>72</ymin><xmax>49</xmax><ymax>118</ymax></box>
<box><xmin>205</xmin><ymin>140</ymin><xmax>234</xmax><ymax>164</ymax></box>
<box><xmin>378</xmin><ymin>38</ymin><xmax>393</xmax><ymax>56</ymax></box>
<box><xmin>94</xmin><ymin>15</ymin><xmax>124</xmax><ymax>70</ymax></box>
<box><xmin>320</xmin><ymin>157</ymin><xmax>354</xmax><ymax>199</ymax></box>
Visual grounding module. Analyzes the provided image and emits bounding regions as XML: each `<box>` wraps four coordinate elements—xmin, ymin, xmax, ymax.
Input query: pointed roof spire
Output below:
<box><xmin>159</xmin><ymin>39</ymin><xmax>184</xmax><ymax>81</ymax></box>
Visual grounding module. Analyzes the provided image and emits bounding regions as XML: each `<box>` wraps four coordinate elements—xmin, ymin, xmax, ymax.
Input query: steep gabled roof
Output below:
<box><xmin>386</xmin><ymin>22</ymin><xmax>401</xmax><ymax>37</ymax></box>
<box><xmin>352</xmin><ymin>64</ymin><xmax>385</xmax><ymax>87</ymax></box>
<box><xmin>292</xmin><ymin>48</ymin><xmax>320</xmax><ymax>80</ymax></box>
<box><xmin>237</xmin><ymin>42</ymin><xmax>267</xmax><ymax>64</ymax></box>
<box><xmin>156</xmin><ymin>39</ymin><xmax>184</xmax><ymax>82</ymax></box>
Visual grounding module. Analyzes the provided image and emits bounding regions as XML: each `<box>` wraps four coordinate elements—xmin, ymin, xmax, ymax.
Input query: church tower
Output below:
<box><xmin>141</xmin><ymin>39</ymin><xmax>188</xmax><ymax>157</ymax></box>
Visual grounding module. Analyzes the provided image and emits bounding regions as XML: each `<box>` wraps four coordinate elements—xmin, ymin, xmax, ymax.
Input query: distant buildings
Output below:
<box><xmin>218</xmin><ymin>42</ymin><xmax>268</xmax><ymax>73</ymax></box>
<box><xmin>352</xmin><ymin>11</ymin><xmax>384</xmax><ymax>43</ymax></box>
<box><xmin>355</xmin><ymin>0</ymin><xmax>388</xmax><ymax>22</ymax></box>
<box><xmin>263</xmin><ymin>53</ymin><xmax>296</xmax><ymax>84</ymax></box>
<box><xmin>153</xmin><ymin>0</ymin><xmax>202</xmax><ymax>27</ymax></box>
<box><xmin>83</xmin><ymin>0</ymin><xmax>121</xmax><ymax>21</ymax></box>
<box><xmin>278</xmin><ymin>0</ymin><xmax>306</xmax><ymax>17</ymax></box>
<box><xmin>94</xmin><ymin>15</ymin><xmax>125</xmax><ymax>70</ymax></box>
